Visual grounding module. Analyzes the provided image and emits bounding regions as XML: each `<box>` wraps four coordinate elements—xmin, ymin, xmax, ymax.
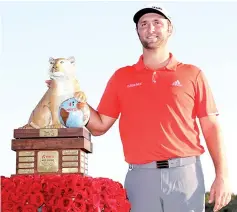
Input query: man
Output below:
<box><xmin>47</xmin><ymin>4</ymin><xmax>231</xmax><ymax>212</ymax></box>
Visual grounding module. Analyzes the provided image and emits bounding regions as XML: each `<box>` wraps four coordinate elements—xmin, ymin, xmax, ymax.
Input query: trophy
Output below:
<box><xmin>12</xmin><ymin>56</ymin><xmax>92</xmax><ymax>176</ymax></box>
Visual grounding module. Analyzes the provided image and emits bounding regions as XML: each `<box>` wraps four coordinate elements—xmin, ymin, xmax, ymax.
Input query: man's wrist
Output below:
<box><xmin>215</xmin><ymin>168</ymin><xmax>229</xmax><ymax>179</ymax></box>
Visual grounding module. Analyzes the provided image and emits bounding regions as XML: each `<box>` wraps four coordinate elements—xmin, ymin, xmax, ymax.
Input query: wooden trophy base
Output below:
<box><xmin>11</xmin><ymin>128</ymin><xmax>92</xmax><ymax>176</ymax></box>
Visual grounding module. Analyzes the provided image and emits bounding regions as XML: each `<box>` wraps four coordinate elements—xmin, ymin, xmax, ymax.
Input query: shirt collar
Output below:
<box><xmin>134</xmin><ymin>52</ymin><xmax>179</xmax><ymax>72</ymax></box>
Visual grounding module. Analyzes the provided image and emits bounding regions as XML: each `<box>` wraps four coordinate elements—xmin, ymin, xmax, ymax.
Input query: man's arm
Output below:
<box><xmin>86</xmin><ymin>104</ymin><xmax>117</xmax><ymax>136</ymax></box>
<box><xmin>199</xmin><ymin>115</ymin><xmax>228</xmax><ymax>178</ymax></box>
<box><xmin>199</xmin><ymin>115</ymin><xmax>231</xmax><ymax>211</ymax></box>
<box><xmin>73</xmin><ymin>91</ymin><xmax>117</xmax><ymax>136</ymax></box>
<box><xmin>46</xmin><ymin>69</ymin><xmax>119</xmax><ymax>136</ymax></box>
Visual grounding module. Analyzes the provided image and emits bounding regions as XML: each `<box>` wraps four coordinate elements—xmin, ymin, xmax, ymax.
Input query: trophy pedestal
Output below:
<box><xmin>11</xmin><ymin>128</ymin><xmax>92</xmax><ymax>176</ymax></box>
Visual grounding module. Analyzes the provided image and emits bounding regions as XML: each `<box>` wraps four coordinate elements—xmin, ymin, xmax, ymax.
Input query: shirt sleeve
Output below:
<box><xmin>97</xmin><ymin>72</ymin><xmax>120</xmax><ymax>119</ymax></box>
<box><xmin>195</xmin><ymin>70</ymin><xmax>219</xmax><ymax>118</ymax></box>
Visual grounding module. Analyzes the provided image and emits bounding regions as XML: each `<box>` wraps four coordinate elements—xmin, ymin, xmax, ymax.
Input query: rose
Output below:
<box><xmin>58</xmin><ymin>197</ymin><xmax>73</xmax><ymax>210</ymax></box>
<box><xmin>2</xmin><ymin>201</ymin><xmax>14</xmax><ymax>211</ymax></box>
<box><xmin>9</xmin><ymin>192</ymin><xmax>26</xmax><ymax>204</ymax></box>
<box><xmin>27</xmin><ymin>192</ymin><xmax>44</xmax><ymax>208</ymax></box>
<box><xmin>29</xmin><ymin>181</ymin><xmax>42</xmax><ymax>193</ymax></box>
<box><xmin>72</xmin><ymin>199</ymin><xmax>86</xmax><ymax>211</ymax></box>
<box><xmin>1</xmin><ymin>177</ymin><xmax>16</xmax><ymax>191</ymax></box>
<box><xmin>1</xmin><ymin>174</ymin><xmax>131</xmax><ymax>212</ymax></box>
<box><xmin>41</xmin><ymin>205</ymin><xmax>52</xmax><ymax>212</ymax></box>
<box><xmin>1</xmin><ymin>190</ymin><xmax>10</xmax><ymax>202</ymax></box>
<box><xmin>22</xmin><ymin>205</ymin><xmax>38</xmax><ymax>212</ymax></box>
<box><xmin>44</xmin><ymin>196</ymin><xmax>59</xmax><ymax>207</ymax></box>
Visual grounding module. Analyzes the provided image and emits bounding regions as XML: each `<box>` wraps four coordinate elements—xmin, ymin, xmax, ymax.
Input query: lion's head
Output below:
<box><xmin>48</xmin><ymin>56</ymin><xmax>76</xmax><ymax>79</ymax></box>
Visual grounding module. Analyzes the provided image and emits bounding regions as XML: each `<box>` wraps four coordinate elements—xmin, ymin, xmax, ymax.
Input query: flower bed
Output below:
<box><xmin>1</xmin><ymin>174</ymin><xmax>131</xmax><ymax>212</ymax></box>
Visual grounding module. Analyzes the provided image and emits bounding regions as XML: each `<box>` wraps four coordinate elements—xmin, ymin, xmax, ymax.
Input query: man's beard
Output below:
<box><xmin>139</xmin><ymin>35</ymin><xmax>168</xmax><ymax>50</ymax></box>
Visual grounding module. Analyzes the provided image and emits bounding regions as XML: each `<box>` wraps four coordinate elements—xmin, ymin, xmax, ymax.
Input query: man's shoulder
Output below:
<box><xmin>115</xmin><ymin>65</ymin><xmax>135</xmax><ymax>74</ymax></box>
<box><xmin>111</xmin><ymin>65</ymin><xmax>136</xmax><ymax>79</ymax></box>
<box><xmin>177</xmin><ymin>62</ymin><xmax>202</xmax><ymax>76</ymax></box>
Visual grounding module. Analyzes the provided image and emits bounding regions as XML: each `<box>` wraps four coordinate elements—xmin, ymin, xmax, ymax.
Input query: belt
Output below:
<box><xmin>128</xmin><ymin>156</ymin><xmax>198</xmax><ymax>170</ymax></box>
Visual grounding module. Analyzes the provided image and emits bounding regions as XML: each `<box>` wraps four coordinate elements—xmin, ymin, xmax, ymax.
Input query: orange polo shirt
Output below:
<box><xmin>97</xmin><ymin>53</ymin><xmax>219</xmax><ymax>164</ymax></box>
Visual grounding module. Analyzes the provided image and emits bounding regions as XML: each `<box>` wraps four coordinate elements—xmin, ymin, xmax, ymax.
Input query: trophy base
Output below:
<box><xmin>12</xmin><ymin>128</ymin><xmax>92</xmax><ymax>176</ymax></box>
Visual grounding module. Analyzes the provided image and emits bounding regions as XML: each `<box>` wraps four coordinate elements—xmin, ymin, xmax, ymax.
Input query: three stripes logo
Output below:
<box><xmin>171</xmin><ymin>80</ymin><xmax>182</xmax><ymax>87</ymax></box>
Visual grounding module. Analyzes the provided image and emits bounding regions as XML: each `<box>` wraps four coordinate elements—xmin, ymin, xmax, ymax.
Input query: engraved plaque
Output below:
<box><xmin>19</xmin><ymin>151</ymin><xmax>35</xmax><ymax>157</ymax></box>
<box><xmin>37</xmin><ymin>151</ymin><xmax>59</xmax><ymax>172</ymax></box>
<box><xmin>19</xmin><ymin>157</ymin><xmax>34</xmax><ymax>162</ymax></box>
<box><xmin>62</xmin><ymin>150</ymin><xmax>78</xmax><ymax>155</ymax></box>
<box><xmin>62</xmin><ymin>156</ymin><xmax>78</xmax><ymax>161</ymax></box>
<box><xmin>62</xmin><ymin>168</ymin><xmax>78</xmax><ymax>173</ymax></box>
<box><xmin>62</xmin><ymin>162</ymin><xmax>78</xmax><ymax>167</ymax></box>
<box><xmin>18</xmin><ymin>163</ymin><xmax>34</xmax><ymax>168</ymax></box>
<box><xmin>18</xmin><ymin>169</ymin><xmax>34</xmax><ymax>174</ymax></box>
<box><xmin>39</xmin><ymin>128</ymin><xmax>58</xmax><ymax>137</ymax></box>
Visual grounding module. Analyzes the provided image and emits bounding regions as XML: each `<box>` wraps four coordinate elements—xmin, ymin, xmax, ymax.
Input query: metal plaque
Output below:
<box><xmin>18</xmin><ymin>163</ymin><xmax>34</xmax><ymax>168</ymax></box>
<box><xmin>19</xmin><ymin>151</ymin><xmax>35</xmax><ymax>157</ymax></box>
<box><xmin>18</xmin><ymin>169</ymin><xmax>34</xmax><ymax>174</ymax></box>
<box><xmin>62</xmin><ymin>168</ymin><xmax>78</xmax><ymax>173</ymax></box>
<box><xmin>37</xmin><ymin>151</ymin><xmax>59</xmax><ymax>172</ymax></box>
<box><xmin>62</xmin><ymin>162</ymin><xmax>78</xmax><ymax>167</ymax></box>
<box><xmin>39</xmin><ymin>128</ymin><xmax>58</xmax><ymax>137</ymax></box>
<box><xmin>19</xmin><ymin>157</ymin><xmax>34</xmax><ymax>162</ymax></box>
<box><xmin>62</xmin><ymin>150</ymin><xmax>78</xmax><ymax>155</ymax></box>
<box><xmin>62</xmin><ymin>156</ymin><xmax>78</xmax><ymax>161</ymax></box>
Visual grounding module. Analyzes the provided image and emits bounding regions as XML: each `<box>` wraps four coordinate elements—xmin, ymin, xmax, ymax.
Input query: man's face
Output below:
<box><xmin>136</xmin><ymin>13</ymin><xmax>171</xmax><ymax>49</ymax></box>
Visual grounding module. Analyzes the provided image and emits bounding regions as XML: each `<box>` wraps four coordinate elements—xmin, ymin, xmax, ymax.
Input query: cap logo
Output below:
<box><xmin>151</xmin><ymin>6</ymin><xmax>162</xmax><ymax>10</ymax></box>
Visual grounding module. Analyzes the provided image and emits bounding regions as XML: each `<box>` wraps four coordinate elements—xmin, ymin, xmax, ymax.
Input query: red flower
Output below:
<box><xmin>22</xmin><ymin>204</ymin><xmax>38</xmax><ymax>212</ymax></box>
<box><xmin>58</xmin><ymin>197</ymin><xmax>73</xmax><ymax>210</ymax></box>
<box><xmin>1</xmin><ymin>178</ymin><xmax>16</xmax><ymax>191</ymax></box>
<box><xmin>1</xmin><ymin>190</ymin><xmax>10</xmax><ymax>202</ymax></box>
<box><xmin>1</xmin><ymin>174</ymin><xmax>131</xmax><ymax>212</ymax></box>
<box><xmin>72</xmin><ymin>199</ymin><xmax>86</xmax><ymax>211</ymax></box>
<box><xmin>12</xmin><ymin>203</ymin><xmax>25</xmax><ymax>212</ymax></box>
<box><xmin>29</xmin><ymin>181</ymin><xmax>42</xmax><ymax>193</ymax></box>
<box><xmin>45</xmin><ymin>196</ymin><xmax>60</xmax><ymax>207</ymax></box>
<box><xmin>9</xmin><ymin>192</ymin><xmax>26</xmax><ymax>204</ymax></box>
<box><xmin>41</xmin><ymin>205</ymin><xmax>52</xmax><ymax>212</ymax></box>
<box><xmin>27</xmin><ymin>192</ymin><xmax>44</xmax><ymax>207</ymax></box>
<box><xmin>2</xmin><ymin>201</ymin><xmax>14</xmax><ymax>211</ymax></box>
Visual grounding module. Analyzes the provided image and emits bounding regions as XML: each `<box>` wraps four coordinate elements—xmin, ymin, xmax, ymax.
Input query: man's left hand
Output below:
<box><xmin>209</xmin><ymin>176</ymin><xmax>232</xmax><ymax>211</ymax></box>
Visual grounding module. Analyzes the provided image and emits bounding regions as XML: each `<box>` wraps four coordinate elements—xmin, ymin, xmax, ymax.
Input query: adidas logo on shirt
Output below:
<box><xmin>172</xmin><ymin>80</ymin><xmax>182</xmax><ymax>87</ymax></box>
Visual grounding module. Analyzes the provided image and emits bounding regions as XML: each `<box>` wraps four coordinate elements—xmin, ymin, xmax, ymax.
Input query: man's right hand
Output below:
<box><xmin>74</xmin><ymin>91</ymin><xmax>87</xmax><ymax>103</ymax></box>
<box><xmin>45</xmin><ymin>79</ymin><xmax>116</xmax><ymax>135</ymax></box>
<box><xmin>45</xmin><ymin>80</ymin><xmax>52</xmax><ymax>88</ymax></box>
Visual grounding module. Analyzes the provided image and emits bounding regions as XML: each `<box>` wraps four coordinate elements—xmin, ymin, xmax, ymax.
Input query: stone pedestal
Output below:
<box><xmin>11</xmin><ymin>128</ymin><xmax>92</xmax><ymax>176</ymax></box>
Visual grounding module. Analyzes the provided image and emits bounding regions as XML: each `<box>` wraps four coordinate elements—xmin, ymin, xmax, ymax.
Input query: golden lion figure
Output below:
<box><xmin>21</xmin><ymin>56</ymin><xmax>87</xmax><ymax>129</ymax></box>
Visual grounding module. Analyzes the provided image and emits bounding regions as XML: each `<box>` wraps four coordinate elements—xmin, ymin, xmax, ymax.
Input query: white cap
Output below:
<box><xmin>133</xmin><ymin>4</ymin><xmax>172</xmax><ymax>24</ymax></box>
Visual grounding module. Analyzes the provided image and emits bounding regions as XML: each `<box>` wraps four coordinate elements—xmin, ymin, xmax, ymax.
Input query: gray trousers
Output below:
<box><xmin>124</xmin><ymin>157</ymin><xmax>205</xmax><ymax>212</ymax></box>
